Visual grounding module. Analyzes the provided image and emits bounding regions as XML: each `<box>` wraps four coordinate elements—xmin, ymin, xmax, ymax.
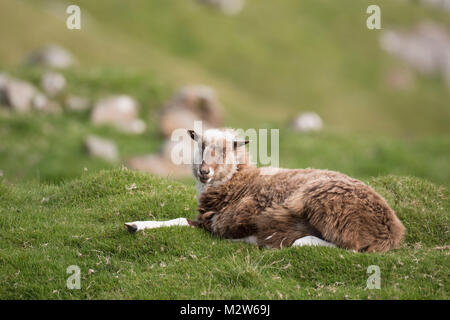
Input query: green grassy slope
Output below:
<box><xmin>0</xmin><ymin>67</ymin><xmax>448</xmax><ymax>186</ymax></box>
<box><xmin>0</xmin><ymin>0</ymin><xmax>449</xmax><ymax>186</ymax></box>
<box><xmin>1</xmin><ymin>108</ymin><xmax>449</xmax><ymax>186</ymax></box>
<box><xmin>1</xmin><ymin>0</ymin><xmax>450</xmax><ymax>134</ymax></box>
<box><xmin>0</xmin><ymin>169</ymin><xmax>448</xmax><ymax>299</ymax></box>
<box><xmin>74</xmin><ymin>0</ymin><xmax>450</xmax><ymax>135</ymax></box>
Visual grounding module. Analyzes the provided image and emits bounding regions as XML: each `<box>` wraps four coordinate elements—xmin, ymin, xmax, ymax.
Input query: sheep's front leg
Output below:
<box><xmin>124</xmin><ymin>218</ymin><xmax>190</xmax><ymax>232</ymax></box>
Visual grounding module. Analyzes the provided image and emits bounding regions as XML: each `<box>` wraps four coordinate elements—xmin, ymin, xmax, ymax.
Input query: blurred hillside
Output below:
<box><xmin>0</xmin><ymin>0</ymin><xmax>449</xmax><ymax>185</ymax></box>
<box><xmin>1</xmin><ymin>0</ymin><xmax>449</xmax><ymax>134</ymax></box>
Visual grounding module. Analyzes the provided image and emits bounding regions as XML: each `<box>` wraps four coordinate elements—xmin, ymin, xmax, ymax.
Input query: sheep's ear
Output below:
<box><xmin>233</xmin><ymin>140</ymin><xmax>250</xmax><ymax>149</ymax></box>
<box><xmin>187</xmin><ymin>130</ymin><xmax>200</xmax><ymax>142</ymax></box>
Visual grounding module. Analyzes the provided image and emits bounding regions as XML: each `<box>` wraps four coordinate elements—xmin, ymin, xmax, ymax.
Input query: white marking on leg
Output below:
<box><xmin>124</xmin><ymin>218</ymin><xmax>189</xmax><ymax>232</ymax></box>
<box><xmin>292</xmin><ymin>236</ymin><xmax>336</xmax><ymax>248</ymax></box>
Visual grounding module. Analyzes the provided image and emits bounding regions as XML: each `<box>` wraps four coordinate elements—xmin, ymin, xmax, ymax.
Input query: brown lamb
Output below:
<box><xmin>186</xmin><ymin>128</ymin><xmax>405</xmax><ymax>253</ymax></box>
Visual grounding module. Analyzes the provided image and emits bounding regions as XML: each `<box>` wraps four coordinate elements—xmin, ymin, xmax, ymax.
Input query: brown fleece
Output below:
<box><xmin>190</xmin><ymin>166</ymin><xmax>405</xmax><ymax>252</ymax></box>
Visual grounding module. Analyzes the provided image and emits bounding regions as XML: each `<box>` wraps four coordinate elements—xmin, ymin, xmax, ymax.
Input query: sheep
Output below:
<box><xmin>125</xmin><ymin>128</ymin><xmax>405</xmax><ymax>252</ymax></box>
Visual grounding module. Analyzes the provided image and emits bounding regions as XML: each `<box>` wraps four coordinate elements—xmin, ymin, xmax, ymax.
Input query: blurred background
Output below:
<box><xmin>0</xmin><ymin>0</ymin><xmax>449</xmax><ymax>187</ymax></box>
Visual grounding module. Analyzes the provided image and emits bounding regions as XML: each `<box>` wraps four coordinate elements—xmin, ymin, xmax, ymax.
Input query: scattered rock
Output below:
<box><xmin>160</xmin><ymin>107</ymin><xmax>204</xmax><ymax>138</ymax></box>
<box><xmin>127</xmin><ymin>118</ymin><xmax>147</xmax><ymax>134</ymax></box>
<box><xmin>41</xmin><ymin>72</ymin><xmax>66</xmax><ymax>97</ymax></box>
<box><xmin>291</xmin><ymin>112</ymin><xmax>323</xmax><ymax>133</ymax></box>
<box><xmin>127</xmin><ymin>154</ymin><xmax>191</xmax><ymax>178</ymax></box>
<box><xmin>380</xmin><ymin>22</ymin><xmax>450</xmax><ymax>87</ymax></box>
<box><xmin>65</xmin><ymin>95</ymin><xmax>90</xmax><ymax>111</ymax></box>
<box><xmin>169</xmin><ymin>85</ymin><xmax>223</xmax><ymax>123</ymax></box>
<box><xmin>91</xmin><ymin>95</ymin><xmax>146</xmax><ymax>134</ymax></box>
<box><xmin>197</xmin><ymin>0</ymin><xmax>245</xmax><ymax>15</ymax></box>
<box><xmin>127</xmin><ymin>132</ymin><xmax>193</xmax><ymax>178</ymax></box>
<box><xmin>0</xmin><ymin>76</ymin><xmax>37</xmax><ymax>112</ymax></box>
<box><xmin>0</xmin><ymin>74</ymin><xmax>61</xmax><ymax>113</ymax></box>
<box><xmin>26</xmin><ymin>44</ymin><xmax>75</xmax><ymax>69</ymax></box>
<box><xmin>84</xmin><ymin>135</ymin><xmax>119</xmax><ymax>162</ymax></box>
<box><xmin>421</xmin><ymin>0</ymin><xmax>450</xmax><ymax>12</ymax></box>
<box><xmin>159</xmin><ymin>85</ymin><xmax>223</xmax><ymax>137</ymax></box>
<box><xmin>127</xmin><ymin>134</ymin><xmax>193</xmax><ymax>178</ymax></box>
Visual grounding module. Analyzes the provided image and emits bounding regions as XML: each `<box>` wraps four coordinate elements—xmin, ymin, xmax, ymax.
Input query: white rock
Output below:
<box><xmin>291</xmin><ymin>112</ymin><xmax>323</xmax><ymax>132</ymax></box>
<box><xmin>126</xmin><ymin>154</ymin><xmax>191</xmax><ymax>178</ymax></box>
<box><xmin>127</xmin><ymin>135</ymin><xmax>193</xmax><ymax>178</ymax></box>
<box><xmin>421</xmin><ymin>0</ymin><xmax>450</xmax><ymax>12</ymax></box>
<box><xmin>91</xmin><ymin>95</ymin><xmax>146</xmax><ymax>134</ymax></box>
<box><xmin>127</xmin><ymin>119</ymin><xmax>147</xmax><ymax>134</ymax></box>
<box><xmin>0</xmin><ymin>77</ymin><xmax>37</xmax><ymax>112</ymax></box>
<box><xmin>159</xmin><ymin>107</ymin><xmax>201</xmax><ymax>138</ymax></box>
<box><xmin>380</xmin><ymin>22</ymin><xmax>450</xmax><ymax>87</ymax></box>
<box><xmin>218</xmin><ymin>0</ymin><xmax>244</xmax><ymax>15</ymax></box>
<box><xmin>41</xmin><ymin>72</ymin><xmax>66</xmax><ymax>97</ymax></box>
<box><xmin>197</xmin><ymin>0</ymin><xmax>245</xmax><ymax>15</ymax></box>
<box><xmin>84</xmin><ymin>135</ymin><xmax>119</xmax><ymax>162</ymax></box>
<box><xmin>26</xmin><ymin>44</ymin><xmax>75</xmax><ymax>69</ymax></box>
<box><xmin>159</xmin><ymin>85</ymin><xmax>223</xmax><ymax>137</ymax></box>
<box><xmin>0</xmin><ymin>74</ymin><xmax>61</xmax><ymax>113</ymax></box>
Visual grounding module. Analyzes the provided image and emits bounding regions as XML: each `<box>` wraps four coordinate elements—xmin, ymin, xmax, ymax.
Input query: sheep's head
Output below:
<box><xmin>188</xmin><ymin>128</ymin><xmax>250</xmax><ymax>185</ymax></box>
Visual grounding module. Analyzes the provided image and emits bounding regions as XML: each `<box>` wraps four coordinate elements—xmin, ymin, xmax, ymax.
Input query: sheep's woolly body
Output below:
<box><xmin>192</xmin><ymin>166</ymin><xmax>405</xmax><ymax>252</ymax></box>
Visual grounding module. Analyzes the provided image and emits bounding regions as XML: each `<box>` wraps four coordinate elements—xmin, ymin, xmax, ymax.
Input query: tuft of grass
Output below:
<box><xmin>0</xmin><ymin>169</ymin><xmax>448</xmax><ymax>299</ymax></box>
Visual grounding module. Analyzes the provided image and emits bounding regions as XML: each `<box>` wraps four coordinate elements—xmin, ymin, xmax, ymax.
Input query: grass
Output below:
<box><xmin>0</xmin><ymin>0</ymin><xmax>449</xmax><ymax>299</ymax></box>
<box><xmin>0</xmin><ymin>169</ymin><xmax>448</xmax><ymax>299</ymax></box>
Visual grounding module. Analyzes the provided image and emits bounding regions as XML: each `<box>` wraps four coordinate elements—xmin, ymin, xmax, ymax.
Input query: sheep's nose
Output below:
<box><xmin>200</xmin><ymin>167</ymin><xmax>210</xmax><ymax>176</ymax></box>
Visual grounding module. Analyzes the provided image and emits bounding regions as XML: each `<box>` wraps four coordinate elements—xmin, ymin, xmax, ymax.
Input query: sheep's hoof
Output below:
<box><xmin>124</xmin><ymin>223</ymin><xmax>138</xmax><ymax>233</ymax></box>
